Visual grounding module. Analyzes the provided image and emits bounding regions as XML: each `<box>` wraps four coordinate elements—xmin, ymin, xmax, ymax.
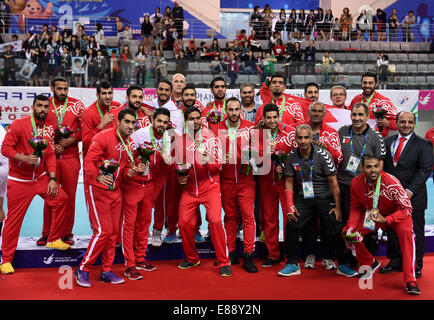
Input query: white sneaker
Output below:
<box><xmin>304</xmin><ymin>254</ymin><xmax>316</xmax><ymax>269</ymax></box>
<box><xmin>321</xmin><ymin>259</ymin><xmax>337</xmax><ymax>270</ymax></box>
<box><xmin>151</xmin><ymin>229</ymin><xmax>162</xmax><ymax>247</ymax></box>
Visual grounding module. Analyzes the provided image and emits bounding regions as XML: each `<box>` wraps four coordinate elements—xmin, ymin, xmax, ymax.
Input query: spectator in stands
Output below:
<box><xmin>172</xmin><ymin>1</ymin><xmax>184</xmax><ymax>40</ymax></box>
<box><xmin>23</xmin><ymin>32</ymin><xmax>38</xmax><ymax>51</ymax></box>
<box><xmin>163</xmin><ymin>6</ymin><xmax>173</xmax><ymax>24</ymax></box>
<box><xmin>121</xmin><ymin>24</ymin><xmax>133</xmax><ymax>40</ymax></box>
<box><xmin>39</xmin><ymin>32</ymin><xmax>52</xmax><ymax>56</ymax></box>
<box><xmin>154</xmin><ymin>17</ymin><xmax>165</xmax><ymax>53</ymax></box>
<box><xmin>109</xmin><ymin>48</ymin><xmax>121</xmax><ymax>87</ymax></box>
<box><xmin>339</xmin><ymin>7</ymin><xmax>352</xmax><ymax>41</ymax></box>
<box><xmin>240</xmin><ymin>49</ymin><xmax>256</xmax><ymax>75</ymax></box>
<box><xmin>45</xmin><ymin>45</ymin><xmax>59</xmax><ymax>83</ymax></box>
<box><xmin>275</xmin><ymin>9</ymin><xmax>286</xmax><ymax>38</ymax></box>
<box><xmin>356</xmin><ymin>9</ymin><xmax>370</xmax><ymax>40</ymax></box>
<box><xmin>388</xmin><ymin>9</ymin><xmax>399</xmax><ymax>42</ymax></box>
<box><xmin>199</xmin><ymin>41</ymin><xmax>210</xmax><ymax>59</ymax></box>
<box><xmin>250</xmin><ymin>6</ymin><xmax>263</xmax><ymax>37</ymax></box>
<box><xmin>185</xmin><ymin>39</ymin><xmax>197</xmax><ymax>60</ymax></box>
<box><xmin>305</xmin><ymin>14</ymin><xmax>315</xmax><ymax>41</ymax></box>
<box><xmin>377</xmin><ymin>53</ymin><xmax>389</xmax><ymax>89</ymax></box>
<box><xmin>0</xmin><ymin>0</ymin><xmax>10</xmax><ymax>33</ymax></box>
<box><xmin>239</xmin><ymin>40</ymin><xmax>250</xmax><ymax>59</ymax></box>
<box><xmin>30</xmin><ymin>47</ymin><xmax>43</xmax><ymax>86</ymax></box>
<box><xmin>86</xmin><ymin>48</ymin><xmax>96</xmax><ymax>87</ymax></box>
<box><xmin>324</xmin><ymin>9</ymin><xmax>334</xmax><ymax>40</ymax></box>
<box><xmin>95</xmin><ymin>49</ymin><xmax>107</xmax><ymax>84</ymax></box>
<box><xmin>287</xmin><ymin>9</ymin><xmax>297</xmax><ymax>40</ymax></box>
<box><xmin>175</xmin><ymin>49</ymin><xmax>187</xmax><ymax>76</ymax></box>
<box><xmin>166</xmin><ymin>17</ymin><xmax>177</xmax><ymax>50</ymax></box>
<box><xmin>80</xmin><ymin>34</ymin><xmax>89</xmax><ymax>54</ymax></box>
<box><xmin>141</xmin><ymin>14</ymin><xmax>153</xmax><ymax>55</ymax></box>
<box><xmin>70</xmin><ymin>35</ymin><xmax>80</xmax><ymax>53</ymax></box>
<box><xmin>152</xmin><ymin>48</ymin><xmax>167</xmax><ymax>85</ymax></box>
<box><xmin>57</xmin><ymin>34</ymin><xmax>71</xmax><ymax>53</ymax></box>
<box><xmin>321</xmin><ymin>51</ymin><xmax>334</xmax><ymax>85</ymax></box>
<box><xmin>210</xmin><ymin>38</ymin><xmax>220</xmax><ymax>54</ymax></box>
<box><xmin>58</xmin><ymin>47</ymin><xmax>71</xmax><ymax>83</ymax></box>
<box><xmin>261</xmin><ymin>50</ymin><xmax>276</xmax><ymax>82</ymax></box>
<box><xmin>375</xmin><ymin>9</ymin><xmax>387</xmax><ymax>41</ymax></box>
<box><xmin>270</xmin><ymin>30</ymin><xmax>281</xmax><ymax>46</ymax></box>
<box><xmin>150</xmin><ymin>7</ymin><xmax>162</xmax><ymax>24</ymax></box>
<box><xmin>95</xmin><ymin>23</ymin><xmax>105</xmax><ymax>50</ymax></box>
<box><xmin>88</xmin><ymin>35</ymin><xmax>100</xmax><ymax>52</ymax></box>
<box><xmin>316</xmin><ymin>8</ymin><xmax>326</xmax><ymax>40</ymax></box>
<box><xmin>120</xmin><ymin>44</ymin><xmax>133</xmax><ymax>87</ymax></box>
<box><xmin>248</xmin><ymin>29</ymin><xmax>261</xmax><ymax>51</ymax></box>
<box><xmin>330</xmin><ymin>85</ymin><xmax>347</xmax><ymax>108</ymax></box>
<box><xmin>72</xmin><ymin>48</ymin><xmax>84</xmax><ymax>87</ymax></box>
<box><xmin>304</xmin><ymin>39</ymin><xmax>316</xmax><ymax>73</ymax></box>
<box><xmin>75</xmin><ymin>24</ymin><xmax>85</xmax><ymax>39</ymax></box>
<box><xmin>238</xmin><ymin>29</ymin><xmax>247</xmax><ymax>43</ymax></box>
<box><xmin>227</xmin><ymin>52</ymin><xmax>239</xmax><ymax>88</ymax></box>
<box><xmin>210</xmin><ymin>54</ymin><xmax>224</xmax><ymax>75</ymax></box>
<box><xmin>51</xmin><ymin>25</ymin><xmax>60</xmax><ymax>43</ymax></box>
<box><xmin>292</xmin><ymin>41</ymin><xmax>303</xmax><ymax>73</ymax></box>
<box><xmin>272</xmin><ymin>39</ymin><xmax>286</xmax><ymax>61</ymax></box>
<box><xmin>40</xmin><ymin>24</ymin><xmax>49</xmax><ymax>39</ymax></box>
<box><xmin>261</xmin><ymin>4</ymin><xmax>274</xmax><ymax>40</ymax></box>
<box><xmin>116</xmin><ymin>17</ymin><xmax>123</xmax><ymax>34</ymax></box>
<box><xmin>297</xmin><ymin>9</ymin><xmax>307</xmax><ymax>40</ymax></box>
<box><xmin>332</xmin><ymin>17</ymin><xmax>341</xmax><ymax>40</ymax></box>
<box><xmin>402</xmin><ymin>10</ymin><xmax>415</xmax><ymax>42</ymax></box>
<box><xmin>136</xmin><ymin>44</ymin><xmax>147</xmax><ymax>88</ymax></box>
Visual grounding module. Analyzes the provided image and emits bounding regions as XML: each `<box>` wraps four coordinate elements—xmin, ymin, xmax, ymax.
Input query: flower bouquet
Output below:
<box><xmin>55</xmin><ymin>125</ymin><xmax>74</xmax><ymax>141</ymax></box>
<box><xmin>98</xmin><ymin>159</ymin><xmax>119</xmax><ymax>191</ymax></box>
<box><xmin>136</xmin><ymin>142</ymin><xmax>155</xmax><ymax>175</ymax></box>
<box><xmin>28</xmin><ymin>136</ymin><xmax>48</xmax><ymax>167</ymax></box>
<box><xmin>372</xmin><ymin>105</ymin><xmax>388</xmax><ymax>120</ymax></box>
<box><xmin>175</xmin><ymin>162</ymin><xmax>192</xmax><ymax>189</ymax></box>
<box><xmin>343</xmin><ymin>228</ymin><xmax>363</xmax><ymax>243</ymax></box>
<box><xmin>240</xmin><ymin>145</ymin><xmax>259</xmax><ymax>176</ymax></box>
<box><xmin>206</xmin><ymin>109</ymin><xmax>222</xmax><ymax>124</ymax></box>
<box><xmin>271</xmin><ymin>149</ymin><xmax>287</xmax><ymax>180</ymax></box>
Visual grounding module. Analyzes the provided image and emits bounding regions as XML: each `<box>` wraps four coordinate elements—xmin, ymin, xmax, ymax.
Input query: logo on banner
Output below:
<box><xmin>43</xmin><ymin>254</ymin><xmax>55</xmax><ymax>265</ymax></box>
<box><xmin>398</xmin><ymin>94</ymin><xmax>409</xmax><ymax>106</ymax></box>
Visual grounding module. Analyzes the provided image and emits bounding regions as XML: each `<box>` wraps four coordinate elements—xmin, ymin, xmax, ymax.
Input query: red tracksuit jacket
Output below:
<box><xmin>81</xmin><ymin>100</ymin><xmax>122</xmax><ymax>158</ymax></box>
<box><xmin>255</xmin><ymin>96</ymin><xmax>305</xmax><ymax>125</ymax></box>
<box><xmin>1</xmin><ymin>116</ymin><xmax>57</xmax><ymax>181</ymax></box>
<box><xmin>210</xmin><ymin>119</ymin><xmax>255</xmax><ymax>184</ymax></box>
<box><xmin>47</xmin><ymin>96</ymin><xmax>85</xmax><ymax>159</ymax></box>
<box><xmin>258</xmin><ymin>123</ymin><xmax>297</xmax><ymax>186</ymax></box>
<box><xmin>174</xmin><ymin>128</ymin><xmax>222</xmax><ymax>196</ymax></box>
<box><xmin>349</xmin><ymin>91</ymin><xmax>398</xmax><ymax>137</ymax></box>
<box><xmin>347</xmin><ymin>171</ymin><xmax>413</xmax><ymax>230</ymax></box>
<box><xmin>84</xmin><ymin>127</ymin><xmax>134</xmax><ymax>191</ymax></box>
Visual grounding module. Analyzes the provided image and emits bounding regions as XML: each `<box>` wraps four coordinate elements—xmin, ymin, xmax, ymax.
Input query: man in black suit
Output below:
<box><xmin>380</xmin><ymin>111</ymin><xmax>433</xmax><ymax>278</ymax></box>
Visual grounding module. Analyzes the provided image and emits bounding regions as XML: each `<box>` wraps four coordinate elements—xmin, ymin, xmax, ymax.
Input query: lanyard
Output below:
<box><xmin>51</xmin><ymin>97</ymin><xmax>68</xmax><ymax>126</ymax></box>
<box><xmin>267</xmin><ymin>128</ymin><xmax>279</xmax><ymax>142</ymax></box>
<box><xmin>297</xmin><ymin>158</ymin><xmax>314</xmax><ymax>182</ymax></box>
<box><xmin>116</xmin><ymin>129</ymin><xmax>135</xmax><ymax>163</ymax></box>
<box><xmin>272</xmin><ymin>96</ymin><xmax>285</xmax><ymax>122</ymax></box>
<box><xmin>96</xmin><ymin>100</ymin><xmax>108</xmax><ymax>121</ymax></box>
<box><xmin>30</xmin><ymin>114</ymin><xmax>45</xmax><ymax>137</ymax></box>
<box><xmin>350</xmin><ymin>127</ymin><xmax>368</xmax><ymax>157</ymax></box>
<box><xmin>226</xmin><ymin>120</ymin><xmax>241</xmax><ymax>155</ymax></box>
<box><xmin>149</xmin><ymin>126</ymin><xmax>167</xmax><ymax>153</ymax></box>
<box><xmin>366</xmin><ymin>175</ymin><xmax>382</xmax><ymax>210</ymax></box>
<box><xmin>213</xmin><ymin>100</ymin><xmax>226</xmax><ymax>118</ymax></box>
<box><xmin>391</xmin><ymin>135</ymin><xmax>407</xmax><ymax>158</ymax></box>
<box><xmin>187</xmin><ymin>129</ymin><xmax>203</xmax><ymax>149</ymax></box>
<box><xmin>361</xmin><ymin>93</ymin><xmax>374</xmax><ymax>106</ymax></box>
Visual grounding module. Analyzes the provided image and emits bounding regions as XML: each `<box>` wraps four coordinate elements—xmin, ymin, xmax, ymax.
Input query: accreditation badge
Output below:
<box><xmin>302</xmin><ymin>181</ymin><xmax>315</xmax><ymax>199</ymax></box>
<box><xmin>346</xmin><ymin>155</ymin><xmax>361</xmax><ymax>173</ymax></box>
<box><xmin>363</xmin><ymin>210</ymin><xmax>376</xmax><ymax>231</ymax></box>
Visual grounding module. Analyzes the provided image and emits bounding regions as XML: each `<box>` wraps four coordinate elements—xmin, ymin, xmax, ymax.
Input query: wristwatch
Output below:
<box><xmin>49</xmin><ymin>177</ymin><xmax>57</xmax><ymax>182</ymax></box>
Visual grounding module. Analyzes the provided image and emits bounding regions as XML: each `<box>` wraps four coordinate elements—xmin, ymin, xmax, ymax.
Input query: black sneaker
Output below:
<box><xmin>178</xmin><ymin>260</ymin><xmax>200</xmax><ymax>269</ymax></box>
<box><xmin>229</xmin><ymin>251</ymin><xmax>239</xmax><ymax>265</ymax></box>
<box><xmin>406</xmin><ymin>282</ymin><xmax>421</xmax><ymax>295</ymax></box>
<box><xmin>220</xmin><ymin>265</ymin><xmax>232</xmax><ymax>277</ymax></box>
<box><xmin>379</xmin><ymin>262</ymin><xmax>402</xmax><ymax>274</ymax></box>
<box><xmin>261</xmin><ymin>258</ymin><xmax>280</xmax><ymax>267</ymax></box>
<box><xmin>243</xmin><ymin>252</ymin><xmax>258</xmax><ymax>273</ymax></box>
<box><xmin>359</xmin><ymin>259</ymin><xmax>380</xmax><ymax>280</ymax></box>
<box><xmin>36</xmin><ymin>236</ymin><xmax>48</xmax><ymax>246</ymax></box>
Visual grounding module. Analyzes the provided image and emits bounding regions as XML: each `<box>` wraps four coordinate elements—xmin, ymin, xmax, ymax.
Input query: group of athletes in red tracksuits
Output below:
<box><xmin>0</xmin><ymin>72</ymin><xmax>424</xmax><ymax>295</ymax></box>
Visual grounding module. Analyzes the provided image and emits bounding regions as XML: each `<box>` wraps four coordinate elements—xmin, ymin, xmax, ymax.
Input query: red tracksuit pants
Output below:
<box><xmin>42</xmin><ymin>156</ymin><xmax>80</xmax><ymax>238</ymax></box>
<box><xmin>1</xmin><ymin>176</ymin><xmax>68</xmax><ymax>264</ymax></box>
<box><xmin>354</xmin><ymin>215</ymin><xmax>416</xmax><ymax>283</ymax></box>
<box><xmin>258</xmin><ymin>179</ymin><xmax>287</xmax><ymax>261</ymax></box>
<box><xmin>121</xmin><ymin>181</ymin><xmax>154</xmax><ymax>269</ymax></box>
<box><xmin>221</xmin><ymin>180</ymin><xmax>256</xmax><ymax>254</ymax></box>
<box><xmin>79</xmin><ymin>184</ymin><xmax>122</xmax><ymax>272</ymax></box>
<box><xmin>178</xmin><ymin>184</ymin><xmax>230</xmax><ymax>267</ymax></box>
<box><xmin>154</xmin><ymin>168</ymin><xmax>202</xmax><ymax>235</ymax></box>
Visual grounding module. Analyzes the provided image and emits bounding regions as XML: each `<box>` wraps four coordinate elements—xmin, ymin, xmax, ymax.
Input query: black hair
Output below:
<box><xmin>361</xmin><ymin>153</ymin><xmax>380</xmax><ymax>166</ymax></box>
<box><xmin>270</xmin><ymin>73</ymin><xmax>286</xmax><ymax>84</ymax></box>
<box><xmin>50</xmin><ymin>77</ymin><xmax>68</xmax><ymax>87</ymax></box>
<box><xmin>153</xmin><ymin>107</ymin><xmax>171</xmax><ymax>120</ymax></box>
<box><xmin>118</xmin><ymin>108</ymin><xmax>137</xmax><ymax>121</ymax></box>
<box><xmin>361</xmin><ymin>71</ymin><xmax>377</xmax><ymax>83</ymax></box>
<box><xmin>158</xmin><ymin>79</ymin><xmax>173</xmax><ymax>91</ymax></box>
<box><xmin>33</xmin><ymin>94</ymin><xmax>49</xmax><ymax>105</ymax></box>
<box><xmin>127</xmin><ymin>85</ymin><xmax>143</xmax><ymax>96</ymax></box>
<box><xmin>182</xmin><ymin>83</ymin><xmax>196</xmax><ymax>95</ymax></box>
<box><xmin>210</xmin><ymin>76</ymin><xmax>226</xmax><ymax>89</ymax></box>
<box><xmin>96</xmin><ymin>81</ymin><xmax>113</xmax><ymax>94</ymax></box>
<box><xmin>351</xmin><ymin>102</ymin><xmax>369</xmax><ymax>116</ymax></box>
<box><xmin>226</xmin><ymin>96</ymin><xmax>241</xmax><ymax>107</ymax></box>
<box><xmin>263</xmin><ymin>103</ymin><xmax>279</xmax><ymax>117</ymax></box>
<box><xmin>304</xmin><ymin>82</ymin><xmax>319</xmax><ymax>93</ymax></box>
<box><xmin>184</xmin><ymin>106</ymin><xmax>201</xmax><ymax>121</ymax></box>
